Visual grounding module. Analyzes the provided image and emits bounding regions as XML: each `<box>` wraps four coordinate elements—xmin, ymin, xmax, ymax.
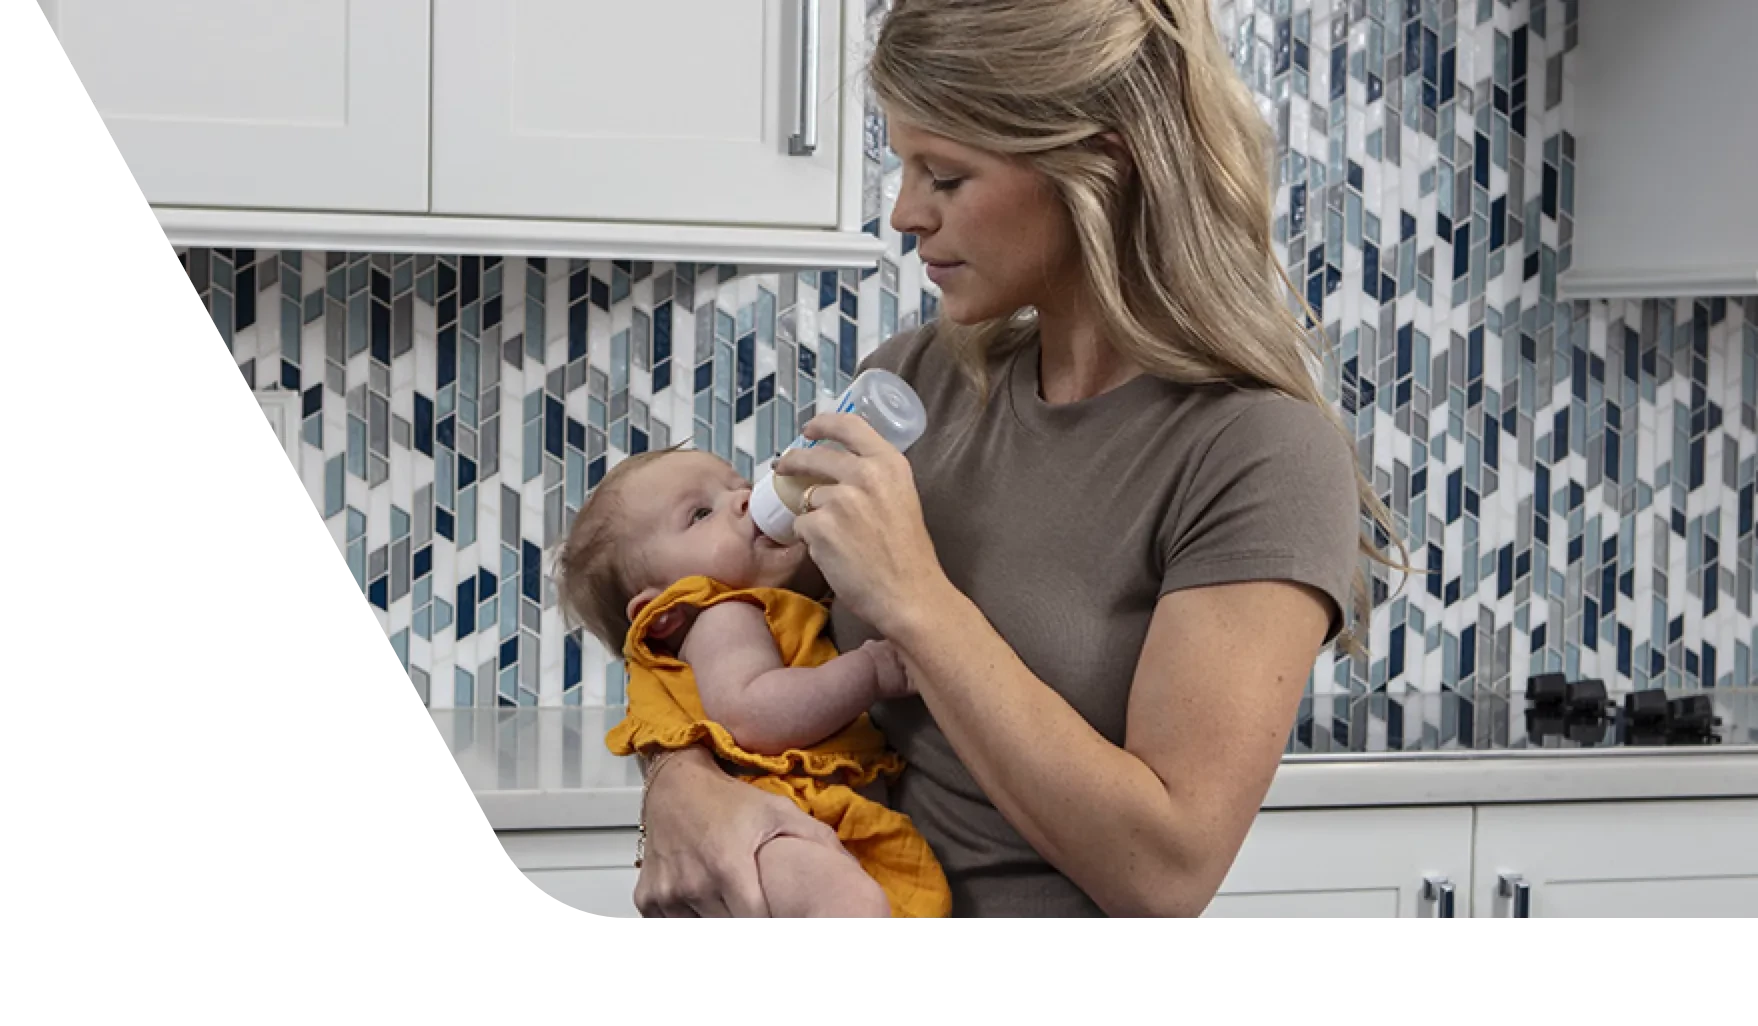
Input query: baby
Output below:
<box><xmin>555</xmin><ymin>446</ymin><xmax>950</xmax><ymax>918</ymax></box>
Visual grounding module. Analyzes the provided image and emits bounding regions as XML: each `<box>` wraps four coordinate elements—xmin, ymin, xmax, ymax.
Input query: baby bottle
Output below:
<box><xmin>749</xmin><ymin>368</ymin><xmax>927</xmax><ymax>544</ymax></box>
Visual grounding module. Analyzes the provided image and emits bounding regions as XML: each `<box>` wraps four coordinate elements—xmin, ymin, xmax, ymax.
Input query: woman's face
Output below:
<box><xmin>886</xmin><ymin>115</ymin><xmax>1084</xmax><ymax>325</ymax></box>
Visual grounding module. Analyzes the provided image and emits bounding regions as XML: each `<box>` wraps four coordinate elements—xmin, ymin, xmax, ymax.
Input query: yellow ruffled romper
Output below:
<box><xmin>606</xmin><ymin>575</ymin><xmax>951</xmax><ymax>918</ymax></box>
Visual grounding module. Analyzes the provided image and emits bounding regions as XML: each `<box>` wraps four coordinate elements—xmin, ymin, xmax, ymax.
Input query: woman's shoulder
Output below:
<box><xmin>1120</xmin><ymin>378</ymin><xmax>1351</xmax><ymax>473</ymax></box>
<box><xmin>1184</xmin><ymin>386</ymin><xmax>1360</xmax><ymax>516</ymax></box>
<box><xmin>1202</xmin><ymin>387</ymin><xmax>1353</xmax><ymax>462</ymax></box>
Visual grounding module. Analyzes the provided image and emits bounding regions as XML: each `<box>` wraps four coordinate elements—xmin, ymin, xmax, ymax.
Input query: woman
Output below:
<box><xmin>633</xmin><ymin>0</ymin><xmax>1398</xmax><ymax>916</ymax></box>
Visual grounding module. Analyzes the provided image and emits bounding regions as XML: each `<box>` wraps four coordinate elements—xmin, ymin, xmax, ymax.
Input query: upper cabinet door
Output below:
<box><xmin>431</xmin><ymin>0</ymin><xmax>843</xmax><ymax>227</ymax></box>
<box><xmin>40</xmin><ymin>0</ymin><xmax>430</xmax><ymax>212</ymax></box>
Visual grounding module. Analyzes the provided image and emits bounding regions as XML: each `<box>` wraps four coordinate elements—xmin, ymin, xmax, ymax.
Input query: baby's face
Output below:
<box><xmin>621</xmin><ymin>451</ymin><xmax>815</xmax><ymax>594</ymax></box>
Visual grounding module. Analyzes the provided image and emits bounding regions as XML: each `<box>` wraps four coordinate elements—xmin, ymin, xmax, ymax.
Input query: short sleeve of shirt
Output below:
<box><xmin>1157</xmin><ymin>395</ymin><xmax>1362</xmax><ymax>640</ymax></box>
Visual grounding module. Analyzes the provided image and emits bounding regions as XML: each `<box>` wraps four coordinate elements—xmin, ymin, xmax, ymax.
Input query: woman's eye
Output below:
<box><xmin>929</xmin><ymin>176</ymin><xmax>964</xmax><ymax>193</ymax></box>
<box><xmin>690</xmin><ymin>507</ymin><xmax>712</xmax><ymax>524</ymax></box>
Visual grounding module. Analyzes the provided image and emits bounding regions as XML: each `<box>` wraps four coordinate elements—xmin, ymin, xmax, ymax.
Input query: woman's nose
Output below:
<box><xmin>889</xmin><ymin>175</ymin><xmax>935</xmax><ymax>238</ymax></box>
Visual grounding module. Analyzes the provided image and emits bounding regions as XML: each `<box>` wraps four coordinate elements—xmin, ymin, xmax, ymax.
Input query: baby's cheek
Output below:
<box><xmin>716</xmin><ymin>537</ymin><xmax>760</xmax><ymax>575</ymax></box>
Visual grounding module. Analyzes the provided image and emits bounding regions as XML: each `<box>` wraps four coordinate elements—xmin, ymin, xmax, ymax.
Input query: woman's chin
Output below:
<box><xmin>935</xmin><ymin>291</ymin><xmax>1011</xmax><ymax>327</ymax></box>
<box><xmin>937</xmin><ymin>296</ymin><xmax>982</xmax><ymax>325</ymax></box>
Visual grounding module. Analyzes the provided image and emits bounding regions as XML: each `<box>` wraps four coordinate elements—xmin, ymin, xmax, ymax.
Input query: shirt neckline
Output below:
<box><xmin>1005</xmin><ymin>334</ymin><xmax>1168</xmax><ymax>436</ymax></box>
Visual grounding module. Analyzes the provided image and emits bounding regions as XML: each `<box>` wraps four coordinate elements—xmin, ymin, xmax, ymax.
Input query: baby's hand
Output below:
<box><xmin>860</xmin><ymin>640</ymin><xmax>916</xmax><ymax>700</ymax></box>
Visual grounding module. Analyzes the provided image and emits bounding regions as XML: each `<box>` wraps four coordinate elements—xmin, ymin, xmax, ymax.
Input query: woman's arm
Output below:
<box><xmin>888</xmin><ymin>575</ymin><xmax>1326</xmax><ymax>916</ymax></box>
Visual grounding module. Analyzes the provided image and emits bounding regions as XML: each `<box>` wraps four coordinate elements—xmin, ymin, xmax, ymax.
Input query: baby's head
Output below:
<box><xmin>555</xmin><ymin>448</ymin><xmax>820</xmax><ymax>650</ymax></box>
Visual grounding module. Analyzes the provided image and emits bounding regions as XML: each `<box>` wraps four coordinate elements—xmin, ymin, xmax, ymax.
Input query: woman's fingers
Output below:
<box><xmin>802</xmin><ymin>413</ymin><xmax>891</xmax><ymax>457</ymax></box>
<box><xmin>714</xmin><ymin>863</ymin><xmax>772</xmax><ymax>918</ymax></box>
<box><xmin>637</xmin><ymin>871</ymin><xmax>681</xmax><ymax>917</ymax></box>
<box><xmin>772</xmin><ymin>441</ymin><xmax>863</xmax><ymax>484</ymax></box>
<box><xmin>689</xmin><ymin>894</ymin><xmax>733</xmax><ymax>918</ymax></box>
<box><xmin>636</xmin><ymin>860</ymin><xmax>726</xmax><ymax>918</ymax></box>
<box><xmin>796</xmin><ymin>484</ymin><xmax>853</xmax><ymax>520</ymax></box>
<box><xmin>632</xmin><ymin>873</ymin><xmax>657</xmax><ymax>916</ymax></box>
<box><xmin>637</xmin><ymin>882</ymin><xmax>679</xmax><ymax>917</ymax></box>
<box><xmin>766</xmin><ymin>799</ymin><xmax>851</xmax><ymax>861</ymax></box>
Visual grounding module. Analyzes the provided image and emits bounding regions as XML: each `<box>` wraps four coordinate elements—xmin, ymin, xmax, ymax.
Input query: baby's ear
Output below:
<box><xmin>627</xmin><ymin>587</ymin><xmax>687</xmax><ymax>642</ymax></box>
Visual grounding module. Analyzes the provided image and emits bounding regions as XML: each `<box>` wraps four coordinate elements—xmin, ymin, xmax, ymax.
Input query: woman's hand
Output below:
<box><xmin>774</xmin><ymin>414</ymin><xmax>952</xmax><ymax>639</ymax></box>
<box><xmin>635</xmin><ymin>747</ymin><xmax>846</xmax><ymax>917</ymax></box>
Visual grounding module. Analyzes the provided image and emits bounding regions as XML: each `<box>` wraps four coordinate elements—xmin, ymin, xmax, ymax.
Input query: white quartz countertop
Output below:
<box><xmin>434</xmin><ymin>709</ymin><xmax>1758</xmax><ymax>832</ymax></box>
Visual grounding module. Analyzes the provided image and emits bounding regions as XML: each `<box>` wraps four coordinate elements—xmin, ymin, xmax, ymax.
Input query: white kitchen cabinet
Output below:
<box><xmin>37</xmin><ymin>0</ymin><xmax>430</xmax><ymax>213</ymax></box>
<box><xmin>33</xmin><ymin>0</ymin><xmax>878</xmax><ymax>265</ymax></box>
<box><xmin>459</xmin><ymin>730</ymin><xmax>1758</xmax><ymax>918</ymax></box>
<box><xmin>1213</xmin><ymin>799</ymin><xmax>1758</xmax><ymax>918</ymax></box>
<box><xmin>499</xmin><ymin>829</ymin><xmax>640</xmax><ymax>918</ymax></box>
<box><xmin>1205</xmin><ymin>807</ymin><xmax>1473</xmax><ymax>918</ymax></box>
<box><xmin>431</xmin><ymin>0</ymin><xmax>844</xmax><ymax>227</ymax></box>
<box><xmin>1563</xmin><ymin>0</ymin><xmax>1758</xmax><ymax>299</ymax></box>
<box><xmin>497</xmin><ymin>801</ymin><xmax>1758</xmax><ymax>918</ymax></box>
<box><xmin>1471</xmin><ymin>799</ymin><xmax>1758</xmax><ymax>918</ymax></box>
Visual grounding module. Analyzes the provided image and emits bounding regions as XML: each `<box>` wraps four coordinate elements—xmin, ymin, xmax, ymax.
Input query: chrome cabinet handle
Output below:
<box><xmin>1499</xmin><ymin>873</ymin><xmax>1531</xmax><ymax>918</ymax></box>
<box><xmin>788</xmin><ymin>0</ymin><xmax>821</xmax><ymax>156</ymax></box>
<box><xmin>1421</xmin><ymin>875</ymin><xmax>1456</xmax><ymax>918</ymax></box>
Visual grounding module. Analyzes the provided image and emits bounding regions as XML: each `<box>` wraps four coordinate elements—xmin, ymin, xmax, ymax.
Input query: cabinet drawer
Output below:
<box><xmin>1208</xmin><ymin>807</ymin><xmax>1473</xmax><ymax>918</ymax></box>
<box><xmin>1472</xmin><ymin>799</ymin><xmax>1758</xmax><ymax>918</ymax></box>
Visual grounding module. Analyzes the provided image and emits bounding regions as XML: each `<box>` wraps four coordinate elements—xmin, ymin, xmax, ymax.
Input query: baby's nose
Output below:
<box><xmin>733</xmin><ymin>489</ymin><xmax>752</xmax><ymax>517</ymax></box>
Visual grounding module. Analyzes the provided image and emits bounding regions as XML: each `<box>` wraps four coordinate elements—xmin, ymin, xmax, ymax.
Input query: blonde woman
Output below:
<box><xmin>633</xmin><ymin>0</ymin><xmax>1394</xmax><ymax>916</ymax></box>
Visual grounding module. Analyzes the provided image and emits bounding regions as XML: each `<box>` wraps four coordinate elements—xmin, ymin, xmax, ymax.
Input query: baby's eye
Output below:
<box><xmin>690</xmin><ymin>506</ymin><xmax>713</xmax><ymax>524</ymax></box>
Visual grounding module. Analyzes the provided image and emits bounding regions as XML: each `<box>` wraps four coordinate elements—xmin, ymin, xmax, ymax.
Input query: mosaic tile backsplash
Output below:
<box><xmin>183</xmin><ymin>0</ymin><xmax>1758</xmax><ymax>750</ymax></box>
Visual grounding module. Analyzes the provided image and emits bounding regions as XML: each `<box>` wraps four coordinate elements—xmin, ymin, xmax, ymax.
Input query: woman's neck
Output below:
<box><xmin>1033</xmin><ymin>297</ymin><xmax>1143</xmax><ymax>405</ymax></box>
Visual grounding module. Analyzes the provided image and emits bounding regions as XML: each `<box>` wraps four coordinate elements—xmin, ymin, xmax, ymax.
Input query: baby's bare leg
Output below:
<box><xmin>756</xmin><ymin>837</ymin><xmax>891</xmax><ymax>917</ymax></box>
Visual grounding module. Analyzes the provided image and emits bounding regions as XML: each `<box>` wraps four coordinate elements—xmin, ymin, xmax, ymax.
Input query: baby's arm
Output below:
<box><xmin>681</xmin><ymin>600</ymin><xmax>912</xmax><ymax>756</ymax></box>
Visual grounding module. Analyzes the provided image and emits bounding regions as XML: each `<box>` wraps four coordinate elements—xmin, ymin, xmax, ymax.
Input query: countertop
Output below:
<box><xmin>434</xmin><ymin>708</ymin><xmax>1758</xmax><ymax>832</ymax></box>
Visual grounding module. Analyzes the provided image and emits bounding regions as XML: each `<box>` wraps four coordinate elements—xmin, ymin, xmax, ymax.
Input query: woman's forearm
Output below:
<box><xmin>644</xmin><ymin>743</ymin><xmax>718</xmax><ymax>780</ymax></box>
<box><xmin>889</xmin><ymin>583</ymin><xmax>1218</xmax><ymax>916</ymax></box>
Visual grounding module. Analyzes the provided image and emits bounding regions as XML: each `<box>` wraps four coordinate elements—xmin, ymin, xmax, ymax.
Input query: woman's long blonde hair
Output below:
<box><xmin>870</xmin><ymin>0</ymin><xmax>1405</xmax><ymax>655</ymax></box>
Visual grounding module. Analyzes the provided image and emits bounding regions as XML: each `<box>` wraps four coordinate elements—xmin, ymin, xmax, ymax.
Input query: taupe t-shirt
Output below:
<box><xmin>831</xmin><ymin>325</ymin><xmax>1361</xmax><ymax>917</ymax></box>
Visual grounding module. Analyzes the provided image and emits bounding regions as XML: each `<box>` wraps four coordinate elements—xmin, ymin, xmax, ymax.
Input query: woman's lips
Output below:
<box><xmin>923</xmin><ymin>260</ymin><xmax>964</xmax><ymax>286</ymax></box>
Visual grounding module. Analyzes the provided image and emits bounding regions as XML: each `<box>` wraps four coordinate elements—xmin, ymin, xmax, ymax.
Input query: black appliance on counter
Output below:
<box><xmin>1524</xmin><ymin>673</ymin><xmax>1724</xmax><ymax>748</ymax></box>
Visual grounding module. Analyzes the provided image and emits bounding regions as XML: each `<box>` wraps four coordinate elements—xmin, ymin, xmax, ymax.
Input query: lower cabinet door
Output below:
<box><xmin>498</xmin><ymin>829</ymin><xmax>640</xmax><ymax>918</ymax></box>
<box><xmin>1472</xmin><ymin>799</ymin><xmax>1758</xmax><ymax>918</ymax></box>
<box><xmin>1206</xmin><ymin>807</ymin><xmax>1474</xmax><ymax>917</ymax></box>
